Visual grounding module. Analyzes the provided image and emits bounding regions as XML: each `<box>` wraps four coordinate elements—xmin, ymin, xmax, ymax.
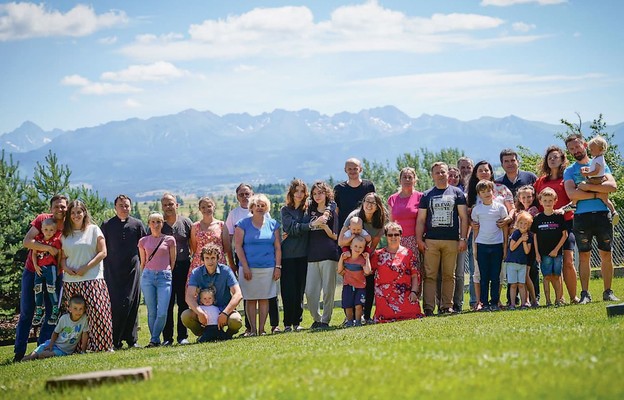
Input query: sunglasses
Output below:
<box><xmin>386</xmin><ymin>233</ymin><xmax>401</xmax><ymax>237</ymax></box>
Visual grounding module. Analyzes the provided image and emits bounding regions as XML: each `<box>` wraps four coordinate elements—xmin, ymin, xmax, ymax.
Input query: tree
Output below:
<box><xmin>29</xmin><ymin>150</ymin><xmax>71</xmax><ymax>212</ymax></box>
<box><xmin>67</xmin><ymin>186</ymin><xmax>113</xmax><ymax>225</ymax></box>
<box><xmin>0</xmin><ymin>151</ymin><xmax>36</xmax><ymax>317</ymax></box>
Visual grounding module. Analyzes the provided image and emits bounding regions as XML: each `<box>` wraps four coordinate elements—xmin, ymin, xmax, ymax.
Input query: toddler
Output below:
<box><xmin>32</xmin><ymin>217</ymin><xmax>62</xmax><ymax>326</ymax></box>
<box><xmin>504</xmin><ymin>211</ymin><xmax>533</xmax><ymax>310</ymax></box>
<box><xmin>337</xmin><ymin>235</ymin><xmax>371</xmax><ymax>327</ymax></box>
<box><xmin>580</xmin><ymin>136</ymin><xmax>618</xmax><ymax>224</ymax></box>
<box><xmin>198</xmin><ymin>287</ymin><xmax>228</xmax><ymax>342</ymax></box>
<box><xmin>531</xmin><ymin>188</ymin><xmax>568</xmax><ymax>306</ymax></box>
<box><xmin>23</xmin><ymin>295</ymin><xmax>89</xmax><ymax>361</ymax></box>
<box><xmin>512</xmin><ymin>186</ymin><xmax>539</xmax><ymax>306</ymax></box>
<box><xmin>341</xmin><ymin>217</ymin><xmax>372</xmax><ymax>252</ymax></box>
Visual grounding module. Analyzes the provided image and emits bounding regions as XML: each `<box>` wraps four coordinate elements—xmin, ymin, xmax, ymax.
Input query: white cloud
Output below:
<box><xmin>512</xmin><ymin>22</ymin><xmax>536</xmax><ymax>32</ymax></box>
<box><xmin>0</xmin><ymin>2</ymin><xmax>128</xmax><ymax>41</ymax></box>
<box><xmin>124</xmin><ymin>98</ymin><xmax>141</xmax><ymax>108</ymax></box>
<box><xmin>481</xmin><ymin>0</ymin><xmax>566</xmax><ymax>6</ymax></box>
<box><xmin>60</xmin><ymin>74</ymin><xmax>141</xmax><ymax>95</ymax></box>
<box><xmin>99</xmin><ymin>36</ymin><xmax>118</xmax><ymax>45</ymax></box>
<box><xmin>120</xmin><ymin>1</ymin><xmax>532</xmax><ymax>62</ymax></box>
<box><xmin>101</xmin><ymin>61</ymin><xmax>191</xmax><ymax>82</ymax></box>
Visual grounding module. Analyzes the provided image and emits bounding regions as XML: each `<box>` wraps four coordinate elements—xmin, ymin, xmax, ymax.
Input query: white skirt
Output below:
<box><xmin>239</xmin><ymin>267</ymin><xmax>278</xmax><ymax>300</ymax></box>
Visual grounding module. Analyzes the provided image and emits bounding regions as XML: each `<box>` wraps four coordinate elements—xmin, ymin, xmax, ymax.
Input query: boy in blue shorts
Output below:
<box><xmin>531</xmin><ymin>188</ymin><xmax>568</xmax><ymax>306</ymax></box>
<box><xmin>23</xmin><ymin>295</ymin><xmax>89</xmax><ymax>361</ymax></box>
<box><xmin>337</xmin><ymin>235</ymin><xmax>371</xmax><ymax>327</ymax></box>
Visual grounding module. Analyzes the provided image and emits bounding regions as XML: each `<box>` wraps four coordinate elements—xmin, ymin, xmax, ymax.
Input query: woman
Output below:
<box><xmin>371</xmin><ymin>222</ymin><xmax>423</xmax><ymax>322</ymax></box>
<box><xmin>306</xmin><ymin>181</ymin><xmax>340</xmax><ymax>329</ymax></box>
<box><xmin>189</xmin><ymin>197</ymin><xmax>233</xmax><ymax>277</ymax></box>
<box><xmin>387</xmin><ymin>167</ymin><xmax>423</xmax><ymax>257</ymax></box>
<box><xmin>138</xmin><ymin>212</ymin><xmax>177</xmax><ymax>347</ymax></box>
<box><xmin>234</xmin><ymin>194</ymin><xmax>281</xmax><ymax>336</ymax></box>
<box><xmin>280</xmin><ymin>179</ymin><xmax>312</xmax><ymax>332</ymax></box>
<box><xmin>534</xmin><ymin>145</ymin><xmax>579</xmax><ymax>304</ymax></box>
<box><xmin>338</xmin><ymin>192</ymin><xmax>388</xmax><ymax>323</ymax></box>
<box><xmin>466</xmin><ymin>161</ymin><xmax>514</xmax><ymax>311</ymax></box>
<box><xmin>61</xmin><ymin>200</ymin><xmax>113</xmax><ymax>352</ymax></box>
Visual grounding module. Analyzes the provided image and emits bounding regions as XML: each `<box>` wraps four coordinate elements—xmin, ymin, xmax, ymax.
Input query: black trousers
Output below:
<box><xmin>106</xmin><ymin>267</ymin><xmax>140</xmax><ymax>347</ymax></box>
<box><xmin>163</xmin><ymin>259</ymin><xmax>190</xmax><ymax>343</ymax></box>
<box><xmin>281</xmin><ymin>257</ymin><xmax>308</xmax><ymax>326</ymax></box>
<box><xmin>363</xmin><ymin>274</ymin><xmax>375</xmax><ymax>320</ymax></box>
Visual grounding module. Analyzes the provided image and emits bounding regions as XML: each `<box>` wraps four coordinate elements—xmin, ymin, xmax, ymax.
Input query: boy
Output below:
<box><xmin>580</xmin><ymin>136</ymin><xmax>619</xmax><ymax>224</ymax></box>
<box><xmin>471</xmin><ymin>180</ymin><xmax>509</xmax><ymax>311</ymax></box>
<box><xmin>23</xmin><ymin>295</ymin><xmax>89</xmax><ymax>361</ymax></box>
<box><xmin>504</xmin><ymin>211</ymin><xmax>533</xmax><ymax>309</ymax></box>
<box><xmin>32</xmin><ymin>218</ymin><xmax>62</xmax><ymax>326</ymax></box>
<box><xmin>337</xmin><ymin>235</ymin><xmax>371</xmax><ymax>326</ymax></box>
<box><xmin>340</xmin><ymin>216</ymin><xmax>372</xmax><ymax>252</ymax></box>
<box><xmin>197</xmin><ymin>287</ymin><xmax>228</xmax><ymax>342</ymax></box>
<box><xmin>531</xmin><ymin>188</ymin><xmax>568</xmax><ymax>306</ymax></box>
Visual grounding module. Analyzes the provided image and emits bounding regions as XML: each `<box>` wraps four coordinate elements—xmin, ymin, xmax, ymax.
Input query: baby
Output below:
<box><xmin>580</xmin><ymin>135</ymin><xmax>618</xmax><ymax>224</ymax></box>
<box><xmin>197</xmin><ymin>287</ymin><xmax>228</xmax><ymax>342</ymax></box>
<box><xmin>341</xmin><ymin>217</ymin><xmax>372</xmax><ymax>252</ymax></box>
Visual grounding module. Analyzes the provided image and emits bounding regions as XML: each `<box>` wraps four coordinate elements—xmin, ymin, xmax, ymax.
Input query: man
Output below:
<box><xmin>416</xmin><ymin>162</ymin><xmax>468</xmax><ymax>316</ymax></box>
<box><xmin>14</xmin><ymin>194</ymin><xmax>68</xmax><ymax>362</ymax></box>
<box><xmin>457</xmin><ymin>156</ymin><xmax>474</xmax><ymax>192</ymax></box>
<box><xmin>160</xmin><ymin>193</ymin><xmax>193</xmax><ymax>345</ymax></box>
<box><xmin>563</xmin><ymin>133</ymin><xmax>619</xmax><ymax>303</ymax></box>
<box><xmin>101</xmin><ymin>194</ymin><xmax>146</xmax><ymax>350</ymax></box>
<box><xmin>181</xmin><ymin>244</ymin><xmax>243</xmax><ymax>338</ymax></box>
<box><xmin>495</xmin><ymin>149</ymin><xmax>537</xmax><ymax>197</ymax></box>
<box><xmin>334</xmin><ymin>158</ymin><xmax>376</xmax><ymax>229</ymax></box>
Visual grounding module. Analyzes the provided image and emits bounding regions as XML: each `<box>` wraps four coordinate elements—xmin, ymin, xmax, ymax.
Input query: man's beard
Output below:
<box><xmin>574</xmin><ymin>150</ymin><xmax>587</xmax><ymax>161</ymax></box>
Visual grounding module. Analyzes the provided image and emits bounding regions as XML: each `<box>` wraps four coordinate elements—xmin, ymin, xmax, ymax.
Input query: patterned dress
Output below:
<box><xmin>189</xmin><ymin>220</ymin><xmax>227</xmax><ymax>279</ymax></box>
<box><xmin>371</xmin><ymin>246</ymin><xmax>424</xmax><ymax>323</ymax></box>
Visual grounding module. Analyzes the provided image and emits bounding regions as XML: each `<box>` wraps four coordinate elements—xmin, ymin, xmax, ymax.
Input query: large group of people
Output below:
<box><xmin>13</xmin><ymin>133</ymin><xmax>620</xmax><ymax>362</ymax></box>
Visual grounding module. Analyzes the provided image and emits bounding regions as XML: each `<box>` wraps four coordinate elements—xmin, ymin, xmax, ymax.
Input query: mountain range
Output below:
<box><xmin>2</xmin><ymin>106</ymin><xmax>622</xmax><ymax>201</ymax></box>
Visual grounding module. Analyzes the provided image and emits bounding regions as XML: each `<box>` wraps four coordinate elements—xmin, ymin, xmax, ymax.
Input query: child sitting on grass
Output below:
<box><xmin>32</xmin><ymin>217</ymin><xmax>62</xmax><ymax>326</ymax></box>
<box><xmin>337</xmin><ymin>235</ymin><xmax>371</xmax><ymax>327</ymax></box>
<box><xmin>504</xmin><ymin>211</ymin><xmax>533</xmax><ymax>310</ymax></box>
<box><xmin>23</xmin><ymin>295</ymin><xmax>89</xmax><ymax>361</ymax></box>
<box><xmin>531</xmin><ymin>188</ymin><xmax>568</xmax><ymax>307</ymax></box>
<box><xmin>198</xmin><ymin>287</ymin><xmax>228</xmax><ymax>342</ymax></box>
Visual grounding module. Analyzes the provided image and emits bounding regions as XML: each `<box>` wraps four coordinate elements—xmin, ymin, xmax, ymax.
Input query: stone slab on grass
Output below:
<box><xmin>46</xmin><ymin>367</ymin><xmax>152</xmax><ymax>390</ymax></box>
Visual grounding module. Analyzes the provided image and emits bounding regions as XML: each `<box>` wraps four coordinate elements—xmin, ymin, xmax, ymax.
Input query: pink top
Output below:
<box><xmin>387</xmin><ymin>191</ymin><xmax>423</xmax><ymax>236</ymax></box>
<box><xmin>138</xmin><ymin>235</ymin><xmax>176</xmax><ymax>271</ymax></box>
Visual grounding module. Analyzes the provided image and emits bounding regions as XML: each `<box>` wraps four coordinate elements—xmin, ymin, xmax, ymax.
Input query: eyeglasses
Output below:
<box><xmin>364</xmin><ymin>200</ymin><xmax>376</xmax><ymax>205</ymax></box>
<box><xmin>547</xmin><ymin>155</ymin><xmax>561</xmax><ymax>161</ymax></box>
<box><xmin>386</xmin><ymin>233</ymin><xmax>401</xmax><ymax>237</ymax></box>
<box><xmin>237</xmin><ymin>193</ymin><xmax>251</xmax><ymax>197</ymax></box>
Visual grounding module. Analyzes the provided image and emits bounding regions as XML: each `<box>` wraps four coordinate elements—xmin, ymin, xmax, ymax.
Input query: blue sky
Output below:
<box><xmin>1</xmin><ymin>0</ymin><xmax>623</xmax><ymax>134</ymax></box>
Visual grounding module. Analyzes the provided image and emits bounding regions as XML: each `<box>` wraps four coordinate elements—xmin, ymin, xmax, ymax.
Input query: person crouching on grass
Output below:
<box><xmin>337</xmin><ymin>235</ymin><xmax>371</xmax><ymax>327</ymax></box>
<box><xmin>22</xmin><ymin>295</ymin><xmax>89</xmax><ymax>361</ymax></box>
<box><xmin>504</xmin><ymin>211</ymin><xmax>533</xmax><ymax>310</ymax></box>
<box><xmin>531</xmin><ymin>188</ymin><xmax>568</xmax><ymax>307</ymax></box>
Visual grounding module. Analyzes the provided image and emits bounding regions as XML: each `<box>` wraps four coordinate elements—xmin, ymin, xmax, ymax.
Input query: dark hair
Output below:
<box><xmin>514</xmin><ymin>185</ymin><xmax>538</xmax><ymax>211</ymax></box>
<box><xmin>467</xmin><ymin>160</ymin><xmax>494</xmax><ymax>207</ymax></box>
<box><xmin>114</xmin><ymin>194</ymin><xmax>132</xmax><ymax>206</ymax></box>
<box><xmin>357</xmin><ymin>192</ymin><xmax>387</xmax><ymax>229</ymax></box>
<box><xmin>285</xmin><ymin>179</ymin><xmax>308</xmax><ymax>211</ymax></box>
<box><xmin>63</xmin><ymin>200</ymin><xmax>92</xmax><ymax>237</ymax></box>
<box><xmin>200</xmin><ymin>243</ymin><xmax>222</xmax><ymax>260</ymax></box>
<box><xmin>309</xmin><ymin>181</ymin><xmax>334</xmax><ymax>210</ymax></box>
<box><xmin>69</xmin><ymin>294</ymin><xmax>86</xmax><ymax>307</ymax></box>
<box><xmin>476</xmin><ymin>179</ymin><xmax>494</xmax><ymax>193</ymax></box>
<box><xmin>499</xmin><ymin>148</ymin><xmax>518</xmax><ymax>163</ymax></box>
<box><xmin>235</xmin><ymin>183</ymin><xmax>253</xmax><ymax>194</ymax></box>
<box><xmin>565</xmin><ymin>133</ymin><xmax>584</xmax><ymax>146</ymax></box>
<box><xmin>49</xmin><ymin>194</ymin><xmax>68</xmax><ymax>207</ymax></box>
<box><xmin>539</xmin><ymin>145</ymin><xmax>568</xmax><ymax>178</ymax></box>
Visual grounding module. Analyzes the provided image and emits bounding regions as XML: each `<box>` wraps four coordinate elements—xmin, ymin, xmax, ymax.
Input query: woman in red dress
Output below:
<box><xmin>371</xmin><ymin>222</ymin><xmax>424</xmax><ymax>322</ymax></box>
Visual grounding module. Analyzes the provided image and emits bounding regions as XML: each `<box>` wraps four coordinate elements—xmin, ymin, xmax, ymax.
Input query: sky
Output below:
<box><xmin>1</xmin><ymin>0</ymin><xmax>623</xmax><ymax>134</ymax></box>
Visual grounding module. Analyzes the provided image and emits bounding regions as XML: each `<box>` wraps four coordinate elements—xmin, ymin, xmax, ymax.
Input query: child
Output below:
<box><xmin>341</xmin><ymin>217</ymin><xmax>372</xmax><ymax>252</ymax></box>
<box><xmin>512</xmin><ymin>185</ymin><xmax>539</xmax><ymax>307</ymax></box>
<box><xmin>22</xmin><ymin>295</ymin><xmax>89</xmax><ymax>361</ymax></box>
<box><xmin>337</xmin><ymin>235</ymin><xmax>371</xmax><ymax>327</ymax></box>
<box><xmin>580</xmin><ymin>136</ymin><xmax>619</xmax><ymax>224</ymax></box>
<box><xmin>504</xmin><ymin>211</ymin><xmax>533</xmax><ymax>310</ymax></box>
<box><xmin>197</xmin><ymin>287</ymin><xmax>228</xmax><ymax>342</ymax></box>
<box><xmin>32</xmin><ymin>217</ymin><xmax>62</xmax><ymax>326</ymax></box>
<box><xmin>471</xmin><ymin>180</ymin><xmax>508</xmax><ymax>311</ymax></box>
<box><xmin>531</xmin><ymin>188</ymin><xmax>568</xmax><ymax>307</ymax></box>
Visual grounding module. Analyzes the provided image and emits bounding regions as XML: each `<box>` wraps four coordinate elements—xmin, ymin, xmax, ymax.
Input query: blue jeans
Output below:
<box><xmin>477</xmin><ymin>243</ymin><xmax>503</xmax><ymax>307</ymax></box>
<box><xmin>34</xmin><ymin>265</ymin><xmax>58</xmax><ymax>309</ymax></box>
<box><xmin>141</xmin><ymin>269</ymin><xmax>172</xmax><ymax>344</ymax></box>
<box><xmin>14</xmin><ymin>268</ymin><xmax>62</xmax><ymax>357</ymax></box>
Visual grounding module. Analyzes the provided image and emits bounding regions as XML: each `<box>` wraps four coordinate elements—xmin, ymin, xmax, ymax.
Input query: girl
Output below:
<box><xmin>337</xmin><ymin>235</ymin><xmax>371</xmax><ymax>327</ymax></box>
<box><xmin>512</xmin><ymin>185</ymin><xmax>540</xmax><ymax>306</ymax></box>
<box><xmin>504</xmin><ymin>211</ymin><xmax>533</xmax><ymax>309</ymax></box>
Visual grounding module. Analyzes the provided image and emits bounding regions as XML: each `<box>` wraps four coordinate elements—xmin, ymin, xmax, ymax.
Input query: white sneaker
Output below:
<box><xmin>178</xmin><ymin>338</ymin><xmax>190</xmax><ymax>345</ymax></box>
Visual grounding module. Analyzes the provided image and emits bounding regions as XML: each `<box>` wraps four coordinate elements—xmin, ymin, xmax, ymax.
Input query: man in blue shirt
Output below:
<box><xmin>563</xmin><ymin>133</ymin><xmax>619</xmax><ymax>304</ymax></box>
<box><xmin>181</xmin><ymin>244</ymin><xmax>243</xmax><ymax>338</ymax></box>
<box><xmin>495</xmin><ymin>148</ymin><xmax>537</xmax><ymax>197</ymax></box>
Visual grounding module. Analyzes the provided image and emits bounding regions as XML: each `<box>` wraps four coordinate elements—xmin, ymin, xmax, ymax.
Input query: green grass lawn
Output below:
<box><xmin>1</xmin><ymin>278</ymin><xmax>623</xmax><ymax>399</ymax></box>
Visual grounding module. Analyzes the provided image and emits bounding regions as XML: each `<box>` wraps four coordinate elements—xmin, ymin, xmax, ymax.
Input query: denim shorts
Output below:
<box><xmin>573</xmin><ymin>211</ymin><xmax>612</xmax><ymax>252</ymax></box>
<box><xmin>341</xmin><ymin>285</ymin><xmax>366</xmax><ymax>308</ymax></box>
<box><xmin>540</xmin><ymin>255</ymin><xmax>563</xmax><ymax>276</ymax></box>
<box><xmin>33</xmin><ymin>339</ymin><xmax>68</xmax><ymax>357</ymax></box>
<box><xmin>505</xmin><ymin>262</ymin><xmax>527</xmax><ymax>284</ymax></box>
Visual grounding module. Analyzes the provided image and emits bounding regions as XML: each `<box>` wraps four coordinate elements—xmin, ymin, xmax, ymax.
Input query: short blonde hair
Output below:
<box><xmin>249</xmin><ymin>194</ymin><xmax>271</xmax><ymax>213</ymax></box>
<box><xmin>148</xmin><ymin>212</ymin><xmax>164</xmax><ymax>222</ymax></box>
<box><xmin>538</xmin><ymin>187</ymin><xmax>558</xmax><ymax>201</ymax></box>
<box><xmin>588</xmin><ymin>136</ymin><xmax>608</xmax><ymax>153</ymax></box>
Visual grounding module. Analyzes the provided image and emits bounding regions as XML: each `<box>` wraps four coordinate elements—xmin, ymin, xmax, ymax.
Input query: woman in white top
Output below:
<box><xmin>61</xmin><ymin>199</ymin><xmax>113</xmax><ymax>352</ymax></box>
